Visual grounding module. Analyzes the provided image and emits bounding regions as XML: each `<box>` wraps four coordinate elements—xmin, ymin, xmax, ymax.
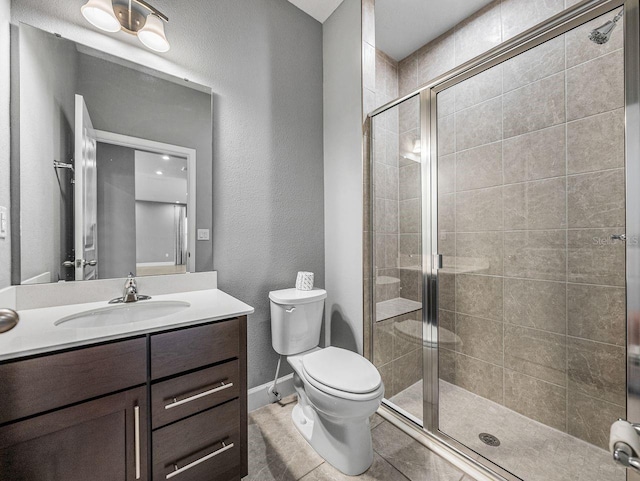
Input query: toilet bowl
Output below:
<box><xmin>269</xmin><ymin>288</ymin><xmax>384</xmax><ymax>475</ymax></box>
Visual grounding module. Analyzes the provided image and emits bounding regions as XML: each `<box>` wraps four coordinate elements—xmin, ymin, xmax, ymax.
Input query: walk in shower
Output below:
<box><xmin>367</xmin><ymin>0</ymin><xmax>639</xmax><ymax>480</ymax></box>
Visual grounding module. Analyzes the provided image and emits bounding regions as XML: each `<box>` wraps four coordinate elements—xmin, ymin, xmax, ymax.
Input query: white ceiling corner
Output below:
<box><xmin>287</xmin><ymin>0</ymin><xmax>345</xmax><ymax>23</ymax></box>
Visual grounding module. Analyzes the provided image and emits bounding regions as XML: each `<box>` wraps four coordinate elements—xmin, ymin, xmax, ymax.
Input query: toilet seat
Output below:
<box><xmin>301</xmin><ymin>347</ymin><xmax>382</xmax><ymax>401</ymax></box>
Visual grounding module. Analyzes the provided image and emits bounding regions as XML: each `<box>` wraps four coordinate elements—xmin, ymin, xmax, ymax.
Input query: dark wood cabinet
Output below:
<box><xmin>0</xmin><ymin>386</ymin><xmax>148</xmax><ymax>481</ymax></box>
<box><xmin>0</xmin><ymin>315</ymin><xmax>248</xmax><ymax>481</ymax></box>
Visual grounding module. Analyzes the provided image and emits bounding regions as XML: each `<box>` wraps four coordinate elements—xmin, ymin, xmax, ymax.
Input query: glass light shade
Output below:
<box><xmin>137</xmin><ymin>14</ymin><xmax>170</xmax><ymax>52</ymax></box>
<box><xmin>81</xmin><ymin>0</ymin><xmax>121</xmax><ymax>33</ymax></box>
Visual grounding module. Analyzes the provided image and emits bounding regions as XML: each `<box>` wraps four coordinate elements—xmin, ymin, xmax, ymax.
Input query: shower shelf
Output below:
<box><xmin>376</xmin><ymin>297</ymin><xmax>422</xmax><ymax>322</ymax></box>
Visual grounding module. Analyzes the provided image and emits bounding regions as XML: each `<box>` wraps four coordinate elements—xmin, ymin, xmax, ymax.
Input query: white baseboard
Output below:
<box><xmin>248</xmin><ymin>373</ymin><xmax>296</xmax><ymax>412</ymax></box>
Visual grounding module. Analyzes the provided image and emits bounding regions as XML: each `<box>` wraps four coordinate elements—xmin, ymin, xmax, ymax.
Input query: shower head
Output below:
<box><xmin>589</xmin><ymin>9</ymin><xmax>623</xmax><ymax>44</ymax></box>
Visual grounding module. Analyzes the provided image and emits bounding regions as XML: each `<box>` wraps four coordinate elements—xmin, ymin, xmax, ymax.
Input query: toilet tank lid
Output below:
<box><xmin>269</xmin><ymin>288</ymin><xmax>327</xmax><ymax>305</ymax></box>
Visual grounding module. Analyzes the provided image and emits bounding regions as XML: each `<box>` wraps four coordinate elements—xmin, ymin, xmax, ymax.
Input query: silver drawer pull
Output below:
<box><xmin>164</xmin><ymin>382</ymin><xmax>233</xmax><ymax>410</ymax></box>
<box><xmin>166</xmin><ymin>441</ymin><xmax>234</xmax><ymax>479</ymax></box>
<box><xmin>134</xmin><ymin>405</ymin><xmax>141</xmax><ymax>480</ymax></box>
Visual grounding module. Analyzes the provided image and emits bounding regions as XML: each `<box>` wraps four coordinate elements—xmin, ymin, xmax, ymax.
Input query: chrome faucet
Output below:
<box><xmin>109</xmin><ymin>273</ymin><xmax>151</xmax><ymax>304</ymax></box>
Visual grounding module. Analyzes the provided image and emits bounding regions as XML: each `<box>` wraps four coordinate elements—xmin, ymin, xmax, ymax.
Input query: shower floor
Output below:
<box><xmin>389</xmin><ymin>381</ymin><xmax>623</xmax><ymax>481</ymax></box>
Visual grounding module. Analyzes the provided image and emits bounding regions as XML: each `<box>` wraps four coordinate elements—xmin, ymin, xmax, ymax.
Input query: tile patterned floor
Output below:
<box><xmin>245</xmin><ymin>395</ymin><xmax>467</xmax><ymax>481</ymax></box>
<box><xmin>390</xmin><ymin>381</ymin><xmax>625</xmax><ymax>481</ymax></box>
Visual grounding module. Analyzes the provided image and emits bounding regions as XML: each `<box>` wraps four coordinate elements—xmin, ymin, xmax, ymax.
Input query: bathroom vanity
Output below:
<box><xmin>0</xmin><ymin>285</ymin><xmax>252</xmax><ymax>481</ymax></box>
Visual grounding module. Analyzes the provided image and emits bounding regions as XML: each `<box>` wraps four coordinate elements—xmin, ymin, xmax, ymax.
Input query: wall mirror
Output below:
<box><xmin>12</xmin><ymin>23</ymin><xmax>213</xmax><ymax>284</ymax></box>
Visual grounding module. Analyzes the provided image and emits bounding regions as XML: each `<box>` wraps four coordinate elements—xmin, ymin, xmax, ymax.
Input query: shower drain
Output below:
<box><xmin>479</xmin><ymin>433</ymin><xmax>501</xmax><ymax>447</ymax></box>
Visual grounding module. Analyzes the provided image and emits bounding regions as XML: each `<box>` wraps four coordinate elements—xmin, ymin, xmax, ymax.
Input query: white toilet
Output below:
<box><xmin>269</xmin><ymin>288</ymin><xmax>384</xmax><ymax>476</ymax></box>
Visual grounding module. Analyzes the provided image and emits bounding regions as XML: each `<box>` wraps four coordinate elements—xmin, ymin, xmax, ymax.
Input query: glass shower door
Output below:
<box><xmin>432</xmin><ymin>8</ymin><xmax>627</xmax><ymax>481</ymax></box>
<box><xmin>371</xmin><ymin>94</ymin><xmax>423</xmax><ymax>423</ymax></box>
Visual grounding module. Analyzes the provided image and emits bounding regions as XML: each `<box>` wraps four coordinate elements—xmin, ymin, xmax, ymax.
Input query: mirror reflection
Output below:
<box><xmin>15</xmin><ymin>24</ymin><xmax>213</xmax><ymax>284</ymax></box>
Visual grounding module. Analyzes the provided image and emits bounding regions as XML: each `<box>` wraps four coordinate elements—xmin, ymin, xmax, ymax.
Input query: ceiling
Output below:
<box><xmin>135</xmin><ymin>151</ymin><xmax>188</xmax><ymax>180</ymax></box>
<box><xmin>376</xmin><ymin>0</ymin><xmax>495</xmax><ymax>61</ymax></box>
<box><xmin>287</xmin><ymin>0</ymin><xmax>345</xmax><ymax>23</ymax></box>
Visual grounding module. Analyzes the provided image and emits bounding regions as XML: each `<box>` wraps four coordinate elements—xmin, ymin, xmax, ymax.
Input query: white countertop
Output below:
<box><xmin>0</xmin><ymin>289</ymin><xmax>254</xmax><ymax>362</ymax></box>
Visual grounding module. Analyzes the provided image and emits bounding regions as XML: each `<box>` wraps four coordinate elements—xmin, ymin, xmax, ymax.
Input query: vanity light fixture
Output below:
<box><xmin>81</xmin><ymin>0</ymin><xmax>170</xmax><ymax>53</ymax></box>
<box><xmin>162</xmin><ymin>155</ymin><xmax>170</xmax><ymax>160</ymax></box>
<box><xmin>155</xmin><ymin>171</ymin><xmax>163</xmax><ymax>175</ymax></box>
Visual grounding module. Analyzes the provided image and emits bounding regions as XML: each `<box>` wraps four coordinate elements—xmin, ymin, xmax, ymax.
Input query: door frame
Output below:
<box><xmin>367</xmin><ymin>0</ymin><xmax>638</xmax><ymax>479</ymax></box>
<box><xmin>93</xmin><ymin>130</ymin><xmax>197</xmax><ymax>273</ymax></box>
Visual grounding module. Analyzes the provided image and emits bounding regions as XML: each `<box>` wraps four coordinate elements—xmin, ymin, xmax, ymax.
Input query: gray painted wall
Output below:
<box><xmin>0</xmin><ymin>0</ymin><xmax>9</xmax><ymax>288</ymax></box>
<box><xmin>19</xmin><ymin>25</ymin><xmax>77</xmax><ymax>283</ymax></box>
<box><xmin>96</xmin><ymin>142</ymin><xmax>136</xmax><ymax>279</ymax></box>
<box><xmin>323</xmin><ymin>0</ymin><xmax>363</xmax><ymax>353</ymax></box>
<box><xmin>11</xmin><ymin>0</ymin><xmax>325</xmax><ymax>388</ymax></box>
<box><xmin>135</xmin><ymin>201</ymin><xmax>176</xmax><ymax>264</ymax></box>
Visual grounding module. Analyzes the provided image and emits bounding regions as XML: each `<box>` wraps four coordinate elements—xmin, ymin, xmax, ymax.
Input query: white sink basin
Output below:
<box><xmin>54</xmin><ymin>300</ymin><xmax>191</xmax><ymax>329</ymax></box>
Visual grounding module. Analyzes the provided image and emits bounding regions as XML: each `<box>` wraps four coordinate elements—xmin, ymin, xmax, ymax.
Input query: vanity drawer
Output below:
<box><xmin>0</xmin><ymin>338</ymin><xmax>147</xmax><ymax>425</ymax></box>
<box><xmin>151</xmin><ymin>360</ymin><xmax>239</xmax><ymax>429</ymax></box>
<box><xmin>152</xmin><ymin>400</ymin><xmax>240</xmax><ymax>481</ymax></box>
<box><xmin>150</xmin><ymin>318</ymin><xmax>239</xmax><ymax>380</ymax></box>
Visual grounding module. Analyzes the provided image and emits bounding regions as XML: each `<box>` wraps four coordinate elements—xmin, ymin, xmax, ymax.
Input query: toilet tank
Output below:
<box><xmin>269</xmin><ymin>288</ymin><xmax>327</xmax><ymax>355</ymax></box>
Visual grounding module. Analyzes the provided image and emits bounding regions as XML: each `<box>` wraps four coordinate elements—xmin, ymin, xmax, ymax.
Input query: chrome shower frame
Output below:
<box><xmin>366</xmin><ymin>0</ymin><xmax>639</xmax><ymax>479</ymax></box>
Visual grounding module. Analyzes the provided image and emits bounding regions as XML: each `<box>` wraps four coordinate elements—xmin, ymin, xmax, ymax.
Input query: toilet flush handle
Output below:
<box><xmin>286</xmin><ymin>307</ymin><xmax>296</xmax><ymax>313</ymax></box>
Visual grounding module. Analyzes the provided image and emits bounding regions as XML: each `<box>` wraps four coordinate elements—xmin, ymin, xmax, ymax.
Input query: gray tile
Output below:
<box><xmin>438</xmin><ymin>87</ymin><xmax>455</xmax><ymax>118</ymax></box>
<box><xmin>455</xmin><ymin>353</ymin><xmax>504</xmax><ymax>404</ymax></box>
<box><xmin>399</xmin><ymin>163</ymin><xmax>421</xmax><ymax>201</ymax></box>
<box><xmin>503</xmin><ymin>35</ymin><xmax>565</xmax><ymax>92</ymax></box>
<box><xmin>503</xmin><ymin>125</ymin><xmax>566</xmax><ymax>183</ymax></box>
<box><xmin>456</xmin><ymin>186</ymin><xmax>503</xmax><ymax>232</ymax></box>
<box><xmin>363</xmin><ymin>42</ymin><xmax>376</xmax><ymax>93</ymax></box>
<box><xmin>455</xmin><ymin>97</ymin><xmax>503</xmax><ymax>151</ymax></box>
<box><xmin>504</xmin><ymin>278</ymin><xmax>566</xmax><ymax>334</ymax></box>
<box><xmin>438</xmin><ymin>114</ymin><xmax>456</xmax><ymax>156</ymax></box>
<box><xmin>398</xmin><ymin>54</ymin><xmax>418</xmax><ymax>98</ymax></box>
<box><xmin>299</xmin><ymin>453</ymin><xmax>410</xmax><ymax>481</ymax></box>
<box><xmin>374</xmin><ymin>198</ymin><xmax>398</xmax><ymax>234</ymax></box>
<box><xmin>416</xmin><ymin>30</ymin><xmax>455</xmax><ymax>85</ymax></box>
<box><xmin>566</xmin><ymin>13</ymin><xmax>624</xmax><ymax>69</ymax></box>
<box><xmin>568</xmin><ymin>284</ymin><xmax>626</xmax><ymax>346</ymax></box>
<box><xmin>372</xmin><ymin>420</ymin><xmax>465</xmax><ymax>481</ymax></box>
<box><xmin>379</xmin><ymin>362</ymin><xmax>395</xmax><ymax>398</ymax></box>
<box><xmin>374</xmin><ymin>162</ymin><xmax>398</xmax><ymax>200</ymax></box>
<box><xmin>439</xmin><ymin>232</ymin><xmax>456</xmax><ymax>270</ymax></box>
<box><xmin>568</xmin><ymin>169</ymin><xmax>625</xmax><ymax>228</ymax></box>
<box><xmin>438</xmin><ymin>154</ymin><xmax>455</xmax><ymax>195</ymax></box>
<box><xmin>247</xmin><ymin>396</ymin><xmax>324</xmax><ymax>481</ymax></box>
<box><xmin>375</xmin><ymin>234</ymin><xmax>398</xmax><ymax>269</ymax></box>
<box><xmin>503</xmin><ymin>177</ymin><xmax>567</xmax><ymax>230</ymax></box>
<box><xmin>439</xmin><ymin>272</ymin><xmax>456</xmax><ymax>312</ymax></box>
<box><xmin>374</xmin><ymin>319</ymin><xmax>394</xmax><ymax>367</ymax></box>
<box><xmin>399</xmin><ymin>198</ymin><xmax>421</xmax><ymax>234</ymax></box>
<box><xmin>567</xmin><ymin>50</ymin><xmax>625</xmax><ymax>121</ymax></box>
<box><xmin>399</xmin><ymin>267</ymin><xmax>421</xmax><ymax>302</ymax></box>
<box><xmin>504</xmin><ymin>325</ymin><xmax>566</xmax><ymax>386</ymax></box>
<box><xmin>567</xmin><ymin>391</ymin><xmax>626</xmax><ymax>450</ymax></box>
<box><xmin>504</xmin><ymin>230</ymin><xmax>567</xmax><ymax>281</ymax></box>
<box><xmin>456</xmin><ymin>231</ymin><xmax>503</xmax><ymax>276</ymax></box>
<box><xmin>455</xmin><ymin>1</ymin><xmax>502</xmax><ymax>65</ymax></box>
<box><xmin>439</xmin><ymin>309</ymin><xmax>457</xmax><ymax>351</ymax></box>
<box><xmin>456</xmin><ymin>274</ymin><xmax>503</xmax><ymax>321</ymax></box>
<box><xmin>417</xmin><ymin>31</ymin><xmax>456</xmax><ymax>86</ymax></box>
<box><xmin>393</xmin><ymin>313</ymin><xmax>422</xmax><ymax>357</ymax></box>
<box><xmin>503</xmin><ymin>72</ymin><xmax>565</xmax><ymax>139</ymax></box>
<box><xmin>568</xmin><ymin>229</ymin><xmax>626</xmax><ymax>286</ymax></box>
<box><xmin>567</xmin><ymin>108</ymin><xmax>625</xmax><ymax>174</ymax></box>
<box><xmin>567</xmin><ymin>337</ymin><xmax>626</xmax><ymax>406</ymax></box>
<box><xmin>399</xmin><ymin>97</ymin><xmax>419</xmax><ymax>134</ymax></box>
<box><xmin>455</xmin><ymin>65</ymin><xmax>503</xmax><ymax>112</ymax></box>
<box><xmin>392</xmin><ymin>348</ymin><xmax>422</xmax><ymax>394</ymax></box>
<box><xmin>399</xmin><ymin>130</ymin><xmax>419</xmax><ymax>167</ymax></box>
<box><xmin>439</xmin><ymin>347</ymin><xmax>457</xmax><ymax>384</ymax></box>
<box><xmin>438</xmin><ymin>193</ymin><xmax>455</xmax><ymax>232</ymax></box>
<box><xmin>399</xmin><ymin>234</ymin><xmax>421</xmax><ymax>268</ymax></box>
<box><xmin>456</xmin><ymin>313</ymin><xmax>503</xmax><ymax>365</ymax></box>
<box><xmin>456</xmin><ymin>142</ymin><xmax>503</xmax><ymax>192</ymax></box>
<box><xmin>504</xmin><ymin>370</ymin><xmax>567</xmax><ymax>431</ymax></box>
<box><xmin>500</xmin><ymin>0</ymin><xmax>564</xmax><ymax>40</ymax></box>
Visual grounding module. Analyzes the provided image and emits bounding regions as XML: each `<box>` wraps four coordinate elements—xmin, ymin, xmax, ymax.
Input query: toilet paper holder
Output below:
<box><xmin>613</xmin><ymin>420</ymin><xmax>640</xmax><ymax>472</ymax></box>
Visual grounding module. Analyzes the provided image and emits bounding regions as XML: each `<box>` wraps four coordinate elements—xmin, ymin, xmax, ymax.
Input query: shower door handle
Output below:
<box><xmin>433</xmin><ymin>254</ymin><xmax>443</xmax><ymax>270</ymax></box>
<box><xmin>611</xmin><ymin>234</ymin><xmax>627</xmax><ymax>241</ymax></box>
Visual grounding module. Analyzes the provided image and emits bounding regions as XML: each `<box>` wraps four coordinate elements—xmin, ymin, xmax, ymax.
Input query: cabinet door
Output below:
<box><xmin>0</xmin><ymin>386</ymin><xmax>147</xmax><ymax>481</ymax></box>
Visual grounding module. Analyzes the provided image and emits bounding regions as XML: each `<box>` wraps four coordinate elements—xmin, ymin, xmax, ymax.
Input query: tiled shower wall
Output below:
<box><xmin>370</xmin><ymin>0</ymin><xmax>627</xmax><ymax>449</ymax></box>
